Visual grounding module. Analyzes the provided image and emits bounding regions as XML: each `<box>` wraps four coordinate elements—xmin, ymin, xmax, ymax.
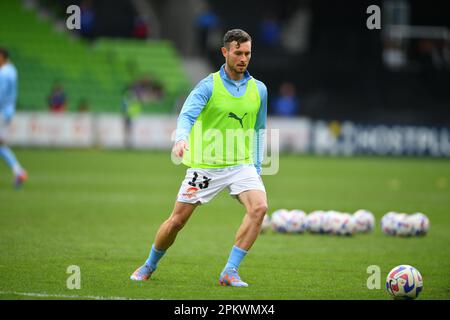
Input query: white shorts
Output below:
<box><xmin>177</xmin><ymin>164</ymin><xmax>266</xmax><ymax>204</ymax></box>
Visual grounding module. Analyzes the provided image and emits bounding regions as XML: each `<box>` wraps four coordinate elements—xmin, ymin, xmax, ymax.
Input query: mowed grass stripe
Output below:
<box><xmin>0</xmin><ymin>150</ymin><xmax>449</xmax><ymax>299</ymax></box>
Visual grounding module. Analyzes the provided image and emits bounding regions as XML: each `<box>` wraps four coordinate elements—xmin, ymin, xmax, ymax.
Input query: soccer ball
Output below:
<box><xmin>271</xmin><ymin>209</ymin><xmax>306</xmax><ymax>233</ymax></box>
<box><xmin>288</xmin><ymin>210</ymin><xmax>307</xmax><ymax>233</ymax></box>
<box><xmin>409</xmin><ymin>212</ymin><xmax>430</xmax><ymax>236</ymax></box>
<box><xmin>353</xmin><ymin>209</ymin><xmax>375</xmax><ymax>233</ymax></box>
<box><xmin>325</xmin><ymin>211</ymin><xmax>343</xmax><ymax>235</ymax></box>
<box><xmin>382</xmin><ymin>212</ymin><xmax>430</xmax><ymax>237</ymax></box>
<box><xmin>322</xmin><ymin>210</ymin><xmax>341</xmax><ymax>234</ymax></box>
<box><xmin>381</xmin><ymin>212</ymin><xmax>399</xmax><ymax>235</ymax></box>
<box><xmin>306</xmin><ymin>210</ymin><xmax>327</xmax><ymax>234</ymax></box>
<box><xmin>334</xmin><ymin>213</ymin><xmax>356</xmax><ymax>236</ymax></box>
<box><xmin>271</xmin><ymin>209</ymin><xmax>290</xmax><ymax>233</ymax></box>
<box><xmin>260</xmin><ymin>214</ymin><xmax>271</xmax><ymax>233</ymax></box>
<box><xmin>395</xmin><ymin>213</ymin><xmax>414</xmax><ymax>237</ymax></box>
<box><xmin>386</xmin><ymin>265</ymin><xmax>423</xmax><ymax>300</ymax></box>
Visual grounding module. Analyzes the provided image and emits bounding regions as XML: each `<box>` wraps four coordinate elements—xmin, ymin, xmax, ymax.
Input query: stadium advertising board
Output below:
<box><xmin>312</xmin><ymin>121</ymin><xmax>450</xmax><ymax>157</ymax></box>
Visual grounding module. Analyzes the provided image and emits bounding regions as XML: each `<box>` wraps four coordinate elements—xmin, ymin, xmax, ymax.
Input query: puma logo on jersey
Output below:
<box><xmin>228</xmin><ymin>112</ymin><xmax>247</xmax><ymax>128</ymax></box>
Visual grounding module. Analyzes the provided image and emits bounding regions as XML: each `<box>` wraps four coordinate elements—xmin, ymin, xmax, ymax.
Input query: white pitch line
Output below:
<box><xmin>0</xmin><ymin>291</ymin><xmax>143</xmax><ymax>300</ymax></box>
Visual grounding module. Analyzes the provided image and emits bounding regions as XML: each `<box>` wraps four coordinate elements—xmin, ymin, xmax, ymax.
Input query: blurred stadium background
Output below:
<box><xmin>1</xmin><ymin>0</ymin><xmax>449</xmax><ymax>300</ymax></box>
<box><xmin>0</xmin><ymin>0</ymin><xmax>449</xmax><ymax>153</ymax></box>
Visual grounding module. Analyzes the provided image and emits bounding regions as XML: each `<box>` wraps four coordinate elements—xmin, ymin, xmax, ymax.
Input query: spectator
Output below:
<box><xmin>132</xmin><ymin>76</ymin><xmax>164</xmax><ymax>103</ymax></box>
<box><xmin>48</xmin><ymin>82</ymin><xmax>67</xmax><ymax>113</ymax></box>
<box><xmin>80</xmin><ymin>0</ymin><xmax>95</xmax><ymax>40</ymax></box>
<box><xmin>196</xmin><ymin>1</ymin><xmax>219</xmax><ymax>55</ymax></box>
<box><xmin>272</xmin><ymin>82</ymin><xmax>300</xmax><ymax>116</ymax></box>
<box><xmin>121</xmin><ymin>84</ymin><xmax>143</xmax><ymax>148</ymax></box>
<box><xmin>133</xmin><ymin>16</ymin><xmax>150</xmax><ymax>39</ymax></box>
<box><xmin>260</xmin><ymin>14</ymin><xmax>281</xmax><ymax>47</ymax></box>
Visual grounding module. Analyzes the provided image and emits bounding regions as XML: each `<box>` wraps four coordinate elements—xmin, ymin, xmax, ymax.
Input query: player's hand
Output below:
<box><xmin>172</xmin><ymin>140</ymin><xmax>189</xmax><ymax>158</ymax></box>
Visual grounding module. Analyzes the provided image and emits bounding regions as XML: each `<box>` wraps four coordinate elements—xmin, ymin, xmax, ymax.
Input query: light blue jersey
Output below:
<box><xmin>0</xmin><ymin>63</ymin><xmax>18</xmax><ymax>122</ymax></box>
<box><xmin>175</xmin><ymin>64</ymin><xmax>268</xmax><ymax>174</ymax></box>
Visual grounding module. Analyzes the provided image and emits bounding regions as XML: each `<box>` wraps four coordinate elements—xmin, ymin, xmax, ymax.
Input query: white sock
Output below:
<box><xmin>12</xmin><ymin>163</ymin><xmax>23</xmax><ymax>176</ymax></box>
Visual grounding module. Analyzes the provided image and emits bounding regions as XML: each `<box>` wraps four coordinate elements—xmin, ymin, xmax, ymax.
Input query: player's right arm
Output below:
<box><xmin>172</xmin><ymin>75</ymin><xmax>213</xmax><ymax>157</ymax></box>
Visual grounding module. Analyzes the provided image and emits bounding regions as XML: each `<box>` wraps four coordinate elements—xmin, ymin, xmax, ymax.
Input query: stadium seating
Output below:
<box><xmin>0</xmin><ymin>0</ymin><xmax>191</xmax><ymax>113</ymax></box>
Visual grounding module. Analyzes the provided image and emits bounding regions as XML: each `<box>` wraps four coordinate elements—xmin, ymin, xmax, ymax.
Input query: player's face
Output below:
<box><xmin>223</xmin><ymin>41</ymin><xmax>252</xmax><ymax>75</ymax></box>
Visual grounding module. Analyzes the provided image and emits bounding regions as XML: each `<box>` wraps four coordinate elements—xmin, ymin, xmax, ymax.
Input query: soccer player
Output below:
<box><xmin>0</xmin><ymin>47</ymin><xmax>27</xmax><ymax>188</ymax></box>
<box><xmin>130</xmin><ymin>29</ymin><xmax>268</xmax><ymax>287</ymax></box>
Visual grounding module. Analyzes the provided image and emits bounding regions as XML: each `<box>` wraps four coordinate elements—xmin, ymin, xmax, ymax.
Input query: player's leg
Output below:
<box><xmin>130</xmin><ymin>201</ymin><xmax>198</xmax><ymax>281</ymax></box>
<box><xmin>154</xmin><ymin>201</ymin><xmax>199</xmax><ymax>250</ymax></box>
<box><xmin>131</xmin><ymin>167</ymin><xmax>224</xmax><ymax>281</ymax></box>
<box><xmin>233</xmin><ymin>189</ymin><xmax>268</xmax><ymax>250</ymax></box>
<box><xmin>220</xmin><ymin>189</ymin><xmax>268</xmax><ymax>287</ymax></box>
<box><xmin>0</xmin><ymin>119</ymin><xmax>27</xmax><ymax>188</ymax></box>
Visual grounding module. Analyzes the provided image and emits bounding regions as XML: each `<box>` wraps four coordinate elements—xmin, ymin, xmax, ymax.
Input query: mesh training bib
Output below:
<box><xmin>182</xmin><ymin>71</ymin><xmax>261</xmax><ymax>168</ymax></box>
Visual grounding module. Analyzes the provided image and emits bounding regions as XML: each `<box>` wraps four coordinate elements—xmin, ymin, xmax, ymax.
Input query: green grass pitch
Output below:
<box><xmin>0</xmin><ymin>149</ymin><xmax>449</xmax><ymax>300</ymax></box>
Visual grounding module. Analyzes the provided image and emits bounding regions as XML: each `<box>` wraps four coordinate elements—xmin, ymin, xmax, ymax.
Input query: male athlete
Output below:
<box><xmin>0</xmin><ymin>47</ymin><xmax>27</xmax><ymax>188</ymax></box>
<box><xmin>131</xmin><ymin>29</ymin><xmax>268</xmax><ymax>287</ymax></box>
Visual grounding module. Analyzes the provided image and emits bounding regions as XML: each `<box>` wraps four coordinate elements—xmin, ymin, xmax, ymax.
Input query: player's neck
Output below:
<box><xmin>0</xmin><ymin>59</ymin><xmax>10</xmax><ymax>68</ymax></box>
<box><xmin>224</xmin><ymin>65</ymin><xmax>243</xmax><ymax>81</ymax></box>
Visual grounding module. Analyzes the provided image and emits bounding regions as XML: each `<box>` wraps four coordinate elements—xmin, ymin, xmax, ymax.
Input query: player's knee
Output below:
<box><xmin>167</xmin><ymin>216</ymin><xmax>187</xmax><ymax>232</ymax></box>
<box><xmin>256</xmin><ymin>202</ymin><xmax>268</xmax><ymax>215</ymax></box>
<box><xmin>249</xmin><ymin>203</ymin><xmax>268</xmax><ymax>221</ymax></box>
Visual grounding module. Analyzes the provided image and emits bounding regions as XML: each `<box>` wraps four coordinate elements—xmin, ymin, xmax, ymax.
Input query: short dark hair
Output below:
<box><xmin>223</xmin><ymin>29</ymin><xmax>252</xmax><ymax>49</ymax></box>
<box><xmin>0</xmin><ymin>47</ymin><xmax>9</xmax><ymax>60</ymax></box>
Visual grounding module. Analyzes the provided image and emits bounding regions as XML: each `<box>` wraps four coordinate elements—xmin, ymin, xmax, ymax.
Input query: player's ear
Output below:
<box><xmin>221</xmin><ymin>46</ymin><xmax>228</xmax><ymax>58</ymax></box>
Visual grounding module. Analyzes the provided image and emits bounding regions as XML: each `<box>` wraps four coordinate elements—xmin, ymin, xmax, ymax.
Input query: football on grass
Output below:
<box><xmin>386</xmin><ymin>265</ymin><xmax>423</xmax><ymax>300</ymax></box>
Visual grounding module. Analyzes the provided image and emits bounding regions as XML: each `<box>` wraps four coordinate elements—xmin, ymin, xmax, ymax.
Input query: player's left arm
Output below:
<box><xmin>254</xmin><ymin>81</ymin><xmax>268</xmax><ymax>175</ymax></box>
<box><xmin>0</xmin><ymin>73</ymin><xmax>7</xmax><ymax>108</ymax></box>
<box><xmin>0</xmin><ymin>74</ymin><xmax>15</xmax><ymax>122</ymax></box>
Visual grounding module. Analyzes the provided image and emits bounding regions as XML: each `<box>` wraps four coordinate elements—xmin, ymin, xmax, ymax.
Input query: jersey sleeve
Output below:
<box><xmin>0</xmin><ymin>68</ymin><xmax>17</xmax><ymax>119</ymax></box>
<box><xmin>0</xmin><ymin>72</ymin><xmax>7</xmax><ymax>108</ymax></box>
<box><xmin>253</xmin><ymin>81</ymin><xmax>268</xmax><ymax>175</ymax></box>
<box><xmin>175</xmin><ymin>74</ymin><xmax>213</xmax><ymax>142</ymax></box>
